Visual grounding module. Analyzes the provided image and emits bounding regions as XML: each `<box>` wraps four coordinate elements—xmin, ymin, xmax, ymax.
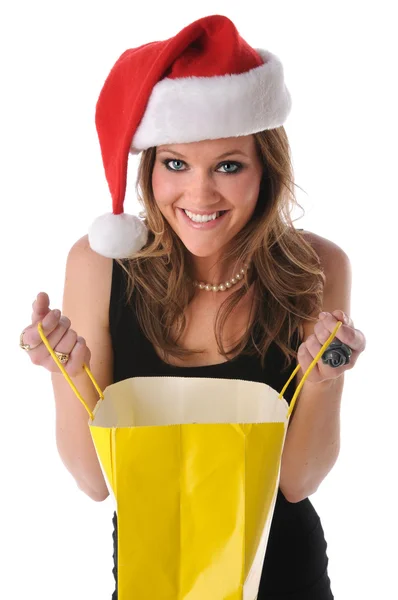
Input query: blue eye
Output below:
<box><xmin>162</xmin><ymin>159</ymin><xmax>243</xmax><ymax>174</ymax></box>
<box><xmin>163</xmin><ymin>159</ymin><xmax>186</xmax><ymax>171</ymax></box>
<box><xmin>218</xmin><ymin>162</ymin><xmax>242</xmax><ymax>174</ymax></box>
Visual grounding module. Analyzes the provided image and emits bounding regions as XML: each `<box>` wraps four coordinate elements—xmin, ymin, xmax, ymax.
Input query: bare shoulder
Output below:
<box><xmin>297</xmin><ymin>229</ymin><xmax>352</xmax><ymax>341</ymax></box>
<box><xmin>299</xmin><ymin>229</ymin><xmax>351</xmax><ymax>283</ymax></box>
<box><xmin>66</xmin><ymin>233</ymin><xmax>113</xmax><ymax>280</ymax></box>
<box><xmin>64</xmin><ymin>234</ymin><xmax>113</xmax><ymax>329</ymax></box>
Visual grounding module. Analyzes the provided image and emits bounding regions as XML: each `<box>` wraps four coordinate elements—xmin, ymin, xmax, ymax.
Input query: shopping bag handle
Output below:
<box><xmin>37</xmin><ymin>319</ymin><xmax>342</xmax><ymax>422</ymax></box>
<box><xmin>279</xmin><ymin>320</ymin><xmax>342</xmax><ymax>418</ymax></box>
<box><xmin>37</xmin><ymin>322</ymin><xmax>103</xmax><ymax>421</ymax></box>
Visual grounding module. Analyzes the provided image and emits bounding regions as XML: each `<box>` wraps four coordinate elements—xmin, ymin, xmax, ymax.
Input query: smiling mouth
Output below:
<box><xmin>181</xmin><ymin>209</ymin><xmax>229</xmax><ymax>216</ymax></box>
<box><xmin>182</xmin><ymin>209</ymin><xmax>229</xmax><ymax>223</ymax></box>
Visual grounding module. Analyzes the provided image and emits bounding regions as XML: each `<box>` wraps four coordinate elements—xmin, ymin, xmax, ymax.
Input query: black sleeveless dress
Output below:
<box><xmin>109</xmin><ymin>259</ymin><xmax>334</xmax><ymax>599</ymax></box>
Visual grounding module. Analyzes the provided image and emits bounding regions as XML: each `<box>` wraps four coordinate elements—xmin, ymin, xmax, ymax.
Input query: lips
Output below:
<box><xmin>178</xmin><ymin>207</ymin><xmax>230</xmax><ymax>230</ymax></box>
<box><xmin>180</xmin><ymin>209</ymin><xmax>229</xmax><ymax>216</ymax></box>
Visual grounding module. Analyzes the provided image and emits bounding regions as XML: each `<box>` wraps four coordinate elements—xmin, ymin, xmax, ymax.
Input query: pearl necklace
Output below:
<box><xmin>189</xmin><ymin>263</ymin><xmax>251</xmax><ymax>292</ymax></box>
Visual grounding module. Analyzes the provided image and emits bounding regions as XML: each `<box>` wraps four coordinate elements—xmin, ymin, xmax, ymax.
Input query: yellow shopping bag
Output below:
<box><xmin>38</xmin><ymin>321</ymin><xmax>342</xmax><ymax>600</ymax></box>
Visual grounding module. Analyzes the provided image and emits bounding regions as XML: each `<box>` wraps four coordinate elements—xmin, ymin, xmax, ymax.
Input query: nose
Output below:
<box><xmin>183</xmin><ymin>171</ymin><xmax>220</xmax><ymax>210</ymax></box>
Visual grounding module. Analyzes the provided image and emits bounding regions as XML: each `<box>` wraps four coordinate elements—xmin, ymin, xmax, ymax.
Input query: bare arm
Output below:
<box><xmin>51</xmin><ymin>235</ymin><xmax>114</xmax><ymax>502</ymax></box>
<box><xmin>279</xmin><ymin>233</ymin><xmax>352</xmax><ymax>503</ymax></box>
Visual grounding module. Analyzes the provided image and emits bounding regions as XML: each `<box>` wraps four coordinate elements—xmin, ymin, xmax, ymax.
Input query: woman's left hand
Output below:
<box><xmin>297</xmin><ymin>309</ymin><xmax>366</xmax><ymax>384</ymax></box>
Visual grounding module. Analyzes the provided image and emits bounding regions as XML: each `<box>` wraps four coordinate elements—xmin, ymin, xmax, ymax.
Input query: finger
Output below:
<box><xmin>309</xmin><ymin>327</ymin><xmax>358</xmax><ymax>374</ymax></box>
<box><xmin>313</xmin><ymin>320</ymin><xmax>335</xmax><ymax>346</ymax></box>
<box><xmin>52</xmin><ymin>326</ymin><xmax>77</xmax><ymax>357</ymax></box>
<box><xmin>31</xmin><ymin>292</ymin><xmax>51</xmax><ymax>323</ymax></box>
<box><xmin>53</xmin><ymin>317</ymin><xmax>73</xmax><ymax>353</ymax></box>
<box><xmin>331</xmin><ymin>309</ymin><xmax>354</xmax><ymax>327</ymax></box>
<box><xmin>318</xmin><ymin>312</ymin><xmax>363</xmax><ymax>351</ymax></box>
<box><xmin>297</xmin><ymin>342</ymin><xmax>321</xmax><ymax>378</ymax></box>
<box><xmin>32</xmin><ymin>319</ymin><xmax>76</xmax><ymax>367</ymax></box>
<box><xmin>60</xmin><ymin>336</ymin><xmax>91</xmax><ymax>378</ymax></box>
<box><xmin>301</xmin><ymin>334</ymin><xmax>348</xmax><ymax>376</ymax></box>
<box><xmin>320</xmin><ymin>310</ymin><xmax>353</xmax><ymax>327</ymax></box>
<box><xmin>23</xmin><ymin>308</ymin><xmax>62</xmax><ymax>351</ymax></box>
<box><xmin>303</xmin><ymin>333</ymin><xmax>323</xmax><ymax>360</ymax></box>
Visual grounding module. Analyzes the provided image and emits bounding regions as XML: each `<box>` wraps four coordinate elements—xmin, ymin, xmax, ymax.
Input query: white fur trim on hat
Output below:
<box><xmin>88</xmin><ymin>213</ymin><xmax>148</xmax><ymax>258</ymax></box>
<box><xmin>132</xmin><ymin>50</ymin><xmax>291</xmax><ymax>151</ymax></box>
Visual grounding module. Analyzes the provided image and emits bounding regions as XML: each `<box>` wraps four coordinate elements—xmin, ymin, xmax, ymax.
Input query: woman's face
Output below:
<box><xmin>152</xmin><ymin>135</ymin><xmax>263</xmax><ymax>258</ymax></box>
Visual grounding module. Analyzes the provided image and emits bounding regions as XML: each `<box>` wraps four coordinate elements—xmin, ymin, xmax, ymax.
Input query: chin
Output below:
<box><xmin>182</xmin><ymin>243</ymin><xmax>223</xmax><ymax>258</ymax></box>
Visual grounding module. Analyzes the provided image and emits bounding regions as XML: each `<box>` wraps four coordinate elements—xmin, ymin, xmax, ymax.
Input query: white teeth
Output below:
<box><xmin>184</xmin><ymin>209</ymin><xmax>221</xmax><ymax>223</ymax></box>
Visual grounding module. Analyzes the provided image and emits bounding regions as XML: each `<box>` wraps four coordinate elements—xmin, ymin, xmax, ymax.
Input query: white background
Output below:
<box><xmin>1</xmin><ymin>1</ymin><xmax>397</xmax><ymax>598</ymax></box>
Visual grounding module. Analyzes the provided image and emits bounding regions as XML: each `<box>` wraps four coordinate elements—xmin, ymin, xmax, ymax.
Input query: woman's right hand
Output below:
<box><xmin>21</xmin><ymin>292</ymin><xmax>91</xmax><ymax>376</ymax></box>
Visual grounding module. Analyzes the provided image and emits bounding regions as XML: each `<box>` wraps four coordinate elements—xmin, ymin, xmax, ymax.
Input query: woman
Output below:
<box><xmin>20</xmin><ymin>15</ymin><xmax>365</xmax><ymax>600</ymax></box>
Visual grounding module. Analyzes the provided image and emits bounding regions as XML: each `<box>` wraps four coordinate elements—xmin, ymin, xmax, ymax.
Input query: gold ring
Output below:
<box><xmin>20</xmin><ymin>331</ymin><xmax>32</xmax><ymax>352</ymax></box>
<box><xmin>54</xmin><ymin>351</ymin><xmax>70</xmax><ymax>365</ymax></box>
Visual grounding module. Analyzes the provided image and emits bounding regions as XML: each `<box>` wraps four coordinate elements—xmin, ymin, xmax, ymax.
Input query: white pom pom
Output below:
<box><xmin>88</xmin><ymin>212</ymin><xmax>148</xmax><ymax>258</ymax></box>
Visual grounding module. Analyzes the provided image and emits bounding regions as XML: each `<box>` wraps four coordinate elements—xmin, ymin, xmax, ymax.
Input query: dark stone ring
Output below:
<box><xmin>321</xmin><ymin>339</ymin><xmax>352</xmax><ymax>368</ymax></box>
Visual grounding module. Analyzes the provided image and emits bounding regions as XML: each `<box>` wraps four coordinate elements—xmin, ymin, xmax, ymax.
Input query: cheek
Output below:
<box><xmin>231</xmin><ymin>175</ymin><xmax>260</xmax><ymax>213</ymax></box>
<box><xmin>152</xmin><ymin>168</ymin><xmax>180</xmax><ymax>210</ymax></box>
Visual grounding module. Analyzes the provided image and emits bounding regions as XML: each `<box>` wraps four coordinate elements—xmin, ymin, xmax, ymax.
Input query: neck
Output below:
<box><xmin>187</xmin><ymin>256</ymin><xmax>250</xmax><ymax>288</ymax></box>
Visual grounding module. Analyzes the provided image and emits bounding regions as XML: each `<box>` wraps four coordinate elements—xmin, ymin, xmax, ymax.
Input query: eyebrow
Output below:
<box><xmin>157</xmin><ymin>148</ymin><xmax>249</xmax><ymax>159</ymax></box>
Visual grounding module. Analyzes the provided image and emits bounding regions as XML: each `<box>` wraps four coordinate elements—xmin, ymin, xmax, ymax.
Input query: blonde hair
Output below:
<box><xmin>117</xmin><ymin>127</ymin><xmax>325</xmax><ymax>369</ymax></box>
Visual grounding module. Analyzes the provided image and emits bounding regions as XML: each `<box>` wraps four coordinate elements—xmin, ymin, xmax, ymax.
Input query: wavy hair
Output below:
<box><xmin>117</xmin><ymin>127</ymin><xmax>325</xmax><ymax>369</ymax></box>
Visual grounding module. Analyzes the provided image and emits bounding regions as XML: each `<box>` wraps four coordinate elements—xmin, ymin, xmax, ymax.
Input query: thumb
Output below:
<box><xmin>332</xmin><ymin>309</ymin><xmax>349</xmax><ymax>325</ymax></box>
<box><xmin>31</xmin><ymin>292</ymin><xmax>51</xmax><ymax>324</ymax></box>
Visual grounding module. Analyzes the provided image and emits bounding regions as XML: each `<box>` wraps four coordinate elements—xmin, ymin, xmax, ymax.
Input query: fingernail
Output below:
<box><xmin>53</xmin><ymin>309</ymin><xmax>61</xmax><ymax>318</ymax></box>
<box><xmin>77</xmin><ymin>336</ymin><xmax>85</xmax><ymax>344</ymax></box>
<box><xmin>319</xmin><ymin>312</ymin><xmax>328</xmax><ymax>319</ymax></box>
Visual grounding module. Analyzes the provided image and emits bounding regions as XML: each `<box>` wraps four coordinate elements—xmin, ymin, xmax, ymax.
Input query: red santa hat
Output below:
<box><xmin>88</xmin><ymin>14</ymin><xmax>292</xmax><ymax>259</ymax></box>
